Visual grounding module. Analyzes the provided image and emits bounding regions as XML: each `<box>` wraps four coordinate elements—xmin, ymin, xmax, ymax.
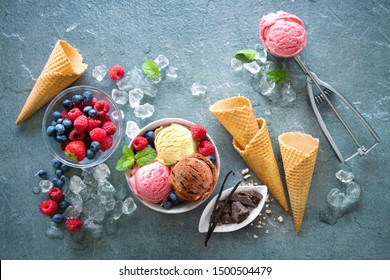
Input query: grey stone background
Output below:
<box><xmin>1</xmin><ymin>0</ymin><xmax>389</xmax><ymax>259</ymax></box>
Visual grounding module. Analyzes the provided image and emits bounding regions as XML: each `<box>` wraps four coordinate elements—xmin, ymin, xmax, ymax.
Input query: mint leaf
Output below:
<box><xmin>266</xmin><ymin>69</ymin><xmax>288</xmax><ymax>83</ymax></box>
<box><xmin>142</xmin><ymin>59</ymin><xmax>160</xmax><ymax>78</ymax></box>
<box><xmin>115</xmin><ymin>146</ymin><xmax>135</xmax><ymax>171</ymax></box>
<box><xmin>135</xmin><ymin>147</ymin><xmax>157</xmax><ymax>166</ymax></box>
<box><xmin>234</xmin><ymin>49</ymin><xmax>257</xmax><ymax>63</ymax></box>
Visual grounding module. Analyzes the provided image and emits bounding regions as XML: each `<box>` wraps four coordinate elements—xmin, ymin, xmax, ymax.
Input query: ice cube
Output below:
<box><xmin>128</xmin><ymin>67</ymin><xmax>143</xmax><ymax>87</ymax></box>
<box><xmin>145</xmin><ymin>75</ymin><xmax>162</xmax><ymax>85</ymax></box>
<box><xmin>116</xmin><ymin>74</ymin><xmax>134</xmax><ymax>91</ymax></box>
<box><xmin>39</xmin><ymin>180</ymin><xmax>53</xmax><ymax>193</ymax></box>
<box><xmin>66</xmin><ymin>192</ymin><xmax>83</xmax><ymax>213</ymax></box>
<box><xmin>154</xmin><ymin>54</ymin><xmax>170</xmax><ymax>70</ymax></box>
<box><xmin>166</xmin><ymin>66</ymin><xmax>178</xmax><ymax>78</ymax></box>
<box><xmin>32</xmin><ymin>186</ymin><xmax>40</xmax><ymax>194</ymax></box>
<box><xmin>70</xmin><ymin>175</ymin><xmax>86</xmax><ymax>194</ymax></box>
<box><xmin>63</xmin><ymin>205</ymin><xmax>81</xmax><ymax>218</ymax></box>
<box><xmin>125</xmin><ymin>121</ymin><xmax>140</xmax><ymax>139</ymax></box>
<box><xmin>326</xmin><ymin>188</ymin><xmax>345</xmax><ymax>208</ymax></box>
<box><xmin>279</xmin><ymin>83</ymin><xmax>297</xmax><ymax>107</ymax></box>
<box><xmin>141</xmin><ymin>83</ymin><xmax>158</xmax><ymax>97</ymax></box>
<box><xmin>191</xmin><ymin>83</ymin><xmax>207</xmax><ymax>96</ymax></box>
<box><xmin>343</xmin><ymin>181</ymin><xmax>361</xmax><ymax>206</ymax></box>
<box><xmin>259</xmin><ymin>75</ymin><xmax>276</xmax><ymax>96</ymax></box>
<box><xmin>92</xmin><ymin>65</ymin><xmax>107</xmax><ymax>82</ymax></box>
<box><xmin>122</xmin><ymin>197</ymin><xmax>137</xmax><ymax>215</ymax></box>
<box><xmin>104</xmin><ymin>216</ymin><xmax>118</xmax><ymax>235</ymax></box>
<box><xmin>134</xmin><ymin>103</ymin><xmax>155</xmax><ymax>119</ymax></box>
<box><xmin>45</xmin><ymin>222</ymin><xmax>64</xmax><ymax>239</ymax></box>
<box><xmin>335</xmin><ymin>169</ymin><xmax>354</xmax><ymax>183</ymax></box>
<box><xmin>111</xmin><ymin>110</ymin><xmax>124</xmax><ymax>121</ymax></box>
<box><xmin>111</xmin><ymin>89</ymin><xmax>128</xmax><ymax>105</ymax></box>
<box><xmin>93</xmin><ymin>163</ymin><xmax>111</xmax><ymax>182</ymax></box>
<box><xmin>83</xmin><ymin>199</ymin><xmax>106</xmax><ymax>222</ymax></box>
<box><xmin>255</xmin><ymin>43</ymin><xmax>268</xmax><ymax>63</ymax></box>
<box><xmin>243</xmin><ymin>61</ymin><xmax>261</xmax><ymax>74</ymax></box>
<box><xmin>230</xmin><ymin>58</ymin><xmax>243</xmax><ymax>71</ymax></box>
<box><xmin>101</xmin><ymin>196</ymin><xmax>116</xmax><ymax>211</ymax></box>
<box><xmin>113</xmin><ymin>200</ymin><xmax>123</xmax><ymax>220</ymax></box>
<box><xmin>97</xmin><ymin>180</ymin><xmax>116</xmax><ymax>197</ymax></box>
<box><xmin>129</xmin><ymin>88</ymin><xmax>144</xmax><ymax>108</ymax></box>
<box><xmin>83</xmin><ymin>218</ymin><xmax>104</xmax><ymax>239</ymax></box>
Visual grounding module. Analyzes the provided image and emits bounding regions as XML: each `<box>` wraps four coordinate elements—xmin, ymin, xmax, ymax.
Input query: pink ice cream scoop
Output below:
<box><xmin>129</xmin><ymin>161</ymin><xmax>171</xmax><ymax>203</ymax></box>
<box><xmin>259</xmin><ymin>11</ymin><xmax>306</xmax><ymax>58</ymax></box>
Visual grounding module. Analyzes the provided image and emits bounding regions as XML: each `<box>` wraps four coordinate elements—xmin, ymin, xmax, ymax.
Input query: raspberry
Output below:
<box><xmin>197</xmin><ymin>140</ymin><xmax>215</xmax><ymax>156</ymax></box>
<box><xmin>64</xmin><ymin>141</ymin><xmax>86</xmax><ymax>162</ymax></box>
<box><xmin>102</xmin><ymin>122</ymin><xmax>116</xmax><ymax>135</ymax></box>
<box><xmin>73</xmin><ymin>115</ymin><xmax>88</xmax><ymax>132</ymax></box>
<box><xmin>132</xmin><ymin>136</ymin><xmax>148</xmax><ymax>151</ymax></box>
<box><xmin>109</xmin><ymin>65</ymin><xmax>125</xmax><ymax>81</ymax></box>
<box><xmin>60</xmin><ymin>110</ymin><xmax>69</xmax><ymax>119</ymax></box>
<box><xmin>100</xmin><ymin>135</ymin><xmax>113</xmax><ymax>152</ymax></box>
<box><xmin>48</xmin><ymin>187</ymin><xmax>63</xmax><ymax>202</ymax></box>
<box><xmin>65</xmin><ymin>217</ymin><xmax>83</xmax><ymax>233</ymax></box>
<box><xmin>68</xmin><ymin>129</ymin><xmax>86</xmax><ymax>141</ymax></box>
<box><xmin>94</xmin><ymin>100</ymin><xmax>110</xmax><ymax>117</ymax></box>
<box><xmin>98</xmin><ymin>114</ymin><xmax>112</xmax><ymax>124</ymax></box>
<box><xmin>39</xmin><ymin>200</ymin><xmax>58</xmax><ymax>216</ymax></box>
<box><xmin>89</xmin><ymin>128</ymin><xmax>107</xmax><ymax>143</ymax></box>
<box><xmin>83</xmin><ymin>97</ymin><xmax>97</xmax><ymax>107</ymax></box>
<box><xmin>191</xmin><ymin>124</ymin><xmax>207</xmax><ymax>141</ymax></box>
<box><xmin>67</xmin><ymin>108</ymin><xmax>83</xmax><ymax>122</ymax></box>
<box><xmin>86</xmin><ymin>117</ymin><xmax>101</xmax><ymax>132</ymax></box>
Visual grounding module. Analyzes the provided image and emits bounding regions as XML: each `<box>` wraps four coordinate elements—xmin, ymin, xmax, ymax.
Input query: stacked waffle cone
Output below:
<box><xmin>210</xmin><ymin>96</ymin><xmax>289</xmax><ymax>211</ymax></box>
<box><xmin>278</xmin><ymin>132</ymin><xmax>319</xmax><ymax>232</ymax></box>
<box><xmin>16</xmin><ymin>40</ymin><xmax>87</xmax><ymax>125</ymax></box>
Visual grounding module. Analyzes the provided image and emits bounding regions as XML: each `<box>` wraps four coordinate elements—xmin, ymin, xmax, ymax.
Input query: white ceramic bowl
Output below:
<box><xmin>198</xmin><ymin>185</ymin><xmax>267</xmax><ymax>233</ymax></box>
<box><xmin>42</xmin><ymin>86</ymin><xmax>123</xmax><ymax>168</ymax></box>
<box><xmin>125</xmin><ymin>118</ymin><xmax>220</xmax><ymax>214</ymax></box>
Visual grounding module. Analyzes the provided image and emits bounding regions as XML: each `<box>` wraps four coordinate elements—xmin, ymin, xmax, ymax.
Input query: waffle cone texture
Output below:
<box><xmin>278</xmin><ymin>132</ymin><xmax>319</xmax><ymax>232</ymax></box>
<box><xmin>16</xmin><ymin>40</ymin><xmax>87</xmax><ymax>125</ymax></box>
<box><xmin>210</xmin><ymin>96</ymin><xmax>289</xmax><ymax>211</ymax></box>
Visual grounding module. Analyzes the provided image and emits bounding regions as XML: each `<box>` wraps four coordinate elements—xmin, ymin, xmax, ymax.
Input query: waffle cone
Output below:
<box><xmin>209</xmin><ymin>96</ymin><xmax>259</xmax><ymax>149</ymax></box>
<box><xmin>233</xmin><ymin>118</ymin><xmax>289</xmax><ymax>211</ymax></box>
<box><xmin>16</xmin><ymin>40</ymin><xmax>87</xmax><ymax>125</ymax></box>
<box><xmin>278</xmin><ymin>132</ymin><xmax>319</xmax><ymax>232</ymax></box>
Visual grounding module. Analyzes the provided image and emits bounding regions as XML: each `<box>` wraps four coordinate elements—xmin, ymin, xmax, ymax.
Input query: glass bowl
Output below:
<box><xmin>42</xmin><ymin>85</ymin><xmax>123</xmax><ymax>168</ymax></box>
<box><xmin>125</xmin><ymin>118</ymin><xmax>220</xmax><ymax>214</ymax></box>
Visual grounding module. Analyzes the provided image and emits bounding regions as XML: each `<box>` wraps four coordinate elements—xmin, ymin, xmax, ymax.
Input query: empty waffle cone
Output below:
<box><xmin>278</xmin><ymin>132</ymin><xmax>319</xmax><ymax>232</ymax></box>
<box><xmin>209</xmin><ymin>96</ymin><xmax>259</xmax><ymax>149</ymax></box>
<box><xmin>16</xmin><ymin>40</ymin><xmax>87</xmax><ymax>125</ymax></box>
<box><xmin>233</xmin><ymin>118</ymin><xmax>289</xmax><ymax>211</ymax></box>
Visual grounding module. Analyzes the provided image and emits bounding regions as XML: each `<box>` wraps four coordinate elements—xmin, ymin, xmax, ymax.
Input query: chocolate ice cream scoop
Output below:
<box><xmin>171</xmin><ymin>154</ymin><xmax>218</xmax><ymax>202</ymax></box>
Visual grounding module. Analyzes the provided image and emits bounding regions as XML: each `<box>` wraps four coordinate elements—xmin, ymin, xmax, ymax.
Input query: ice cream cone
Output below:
<box><xmin>233</xmin><ymin>118</ymin><xmax>289</xmax><ymax>211</ymax></box>
<box><xmin>209</xmin><ymin>96</ymin><xmax>259</xmax><ymax>149</ymax></box>
<box><xmin>278</xmin><ymin>132</ymin><xmax>319</xmax><ymax>232</ymax></box>
<box><xmin>16</xmin><ymin>40</ymin><xmax>87</xmax><ymax>125</ymax></box>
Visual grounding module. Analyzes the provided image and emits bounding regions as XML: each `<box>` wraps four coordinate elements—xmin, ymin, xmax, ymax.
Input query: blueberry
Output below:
<box><xmin>52</xmin><ymin>214</ymin><xmax>63</xmax><ymax>224</ymax></box>
<box><xmin>83</xmin><ymin>106</ymin><xmax>93</xmax><ymax>115</ymax></box>
<box><xmin>60</xmin><ymin>164</ymin><xmax>71</xmax><ymax>173</ymax></box>
<box><xmin>58</xmin><ymin>200</ymin><xmax>70</xmax><ymax>211</ymax></box>
<box><xmin>88</xmin><ymin>109</ymin><xmax>98</xmax><ymax>117</ymax></box>
<box><xmin>86</xmin><ymin>149</ymin><xmax>95</xmax><ymax>159</ymax></box>
<box><xmin>35</xmin><ymin>169</ymin><xmax>47</xmax><ymax>178</ymax></box>
<box><xmin>54</xmin><ymin>124</ymin><xmax>65</xmax><ymax>135</ymax></box>
<box><xmin>51</xmin><ymin>120</ymin><xmax>57</xmax><ymax>126</ymax></box>
<box><xmin>62</xmin><ymin>118</ymin><xmax>73</xmax><ymax>129</ymax></box>
<box><xmin>83</xmin><ymin>90</ymin><xmax>93</xmax><ymax>102</ymax></box>
<box><xmin>90</xmin><ymin>141</ymin><xmax>101</xmax><ymax>153</ymax></box>
<box><xmin>52</xmin><ymin>111</ymin><xmax>61</xmax><ymax>120</ymax></box>
<box><xmin>62</xmin><ymin>99</ymin><xmax>74</xmax><ymax>110</ymax></box>
<box><xmin>56</xmin><ymin>178</ymin><xmax>65</xmax><ymax>187</ymax></box>
<box><xmin>52</xmin><ymin>158</ymin><xmax>62</xmax><ymax>169</ymax></box>
<box><xmin>55</xmin><ymin>135</ymin><xmax>67</xmax><ymax>143</ymax></box>
<box><xmin>168</xmin><ymin>191</ymin><xmax>179</xmax><ymax>202</ymax></box>
<box><xmin>72</xmin><ymin>94</ymin><xmax>83</xmax><ymax>104</ymax></box>
<box><xmin>144</xmin><ymin>130</ymin><xmax>155</xmax><ymax>143</ymax></box>
<box><xmin>56</xmin><ymin>118</ymin><xmax>63</xmax><ymax>124</ymax></box>
<box><xmin>163</xmin><ymin>200</ymin><xmax>172</xmax><ymax>209</ymax></box>
<box><xmin>207</xmin><ymin>154</ymin><xmax>216</xmax><ymax>164</ymax></box>
<box><xmin>46</xmin><ymin>126</ymin><xmax>56</xmax><ymax>137</ymax></box>
<box><xmin>55</xmin><ymin>169</ymin><xmax>63</xmax><ymax>178</ymax></box>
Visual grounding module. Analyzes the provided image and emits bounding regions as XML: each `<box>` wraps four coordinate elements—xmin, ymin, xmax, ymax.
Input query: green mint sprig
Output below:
<box><xmin>142</xmin><ymin>59</ymin><xmax>160</xmax><ymax>78</ymax></box>
<box><xmin>266</xmin><ymin>69</ymin><xmax>288</xmax><ymax>83</ymax></box>
<box><xmin>234</xmin><ymin>49</ymin><xmax>257</xmax><ymax>63</ymax></box>
<box><xmin>135</xmin><ymin>147</ymin><xmax>157</xmax><ymax>167</ymax></box>
<box><xmin>115</xmin><ymin>145</ymin><xmax>157</xmax><ymax>171</ymax></box>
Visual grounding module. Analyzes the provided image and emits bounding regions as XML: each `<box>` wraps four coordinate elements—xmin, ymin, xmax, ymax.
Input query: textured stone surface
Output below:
<box><xmin>1</xmin><ymin>0</ymin><xmax>389</xmax><ymax>259</ymax></box>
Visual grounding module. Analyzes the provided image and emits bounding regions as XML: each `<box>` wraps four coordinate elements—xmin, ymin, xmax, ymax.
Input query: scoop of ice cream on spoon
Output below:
<box><xmin>259</xmin><ymin>11</ymin><xmax>307</xmax><ymax>58</ymax></box>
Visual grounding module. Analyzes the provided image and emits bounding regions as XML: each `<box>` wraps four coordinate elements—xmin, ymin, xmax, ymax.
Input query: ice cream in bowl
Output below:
<box><xmin>122</xmin><ymin>118</ymin><xmax>220</xmax><ymax>214</ymax></box>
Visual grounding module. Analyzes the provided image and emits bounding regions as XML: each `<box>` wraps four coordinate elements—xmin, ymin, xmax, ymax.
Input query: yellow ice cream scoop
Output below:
<box><xmin>154</xmin><ymin>123</ymin><xmax>198</xmax><ymax>166</ymax></box>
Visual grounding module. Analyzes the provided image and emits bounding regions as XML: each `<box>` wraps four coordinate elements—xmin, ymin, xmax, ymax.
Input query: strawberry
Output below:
<box><xmin>132</xmin><ymin>136</ymin><xmax>148</xmax><ymax>151</ymax></box>
<box><xmin>100</xmin><ymin>135</ymin><xmax>113</xmax><ymax>152</ymax></box>
<box><xmin>73</xmin><ymin>115</ymin><xmax>88</xmax><ymax>132</ymax></box>
<box><xmin>48</xmin><ymin>187</ymin><xmax>63</xmax><ymax>202</ymax></box>
<box><xmin>65</xmin><ymin>217</ymin><xmax>83</xmax><ymax>233</ymax></box>
<box><xmin>191</xmin><ymin>124</ymin><xmax>207</xmax><ymax>141</ymax></box>
<box><xmin>109</xmin><ymin>65</ymin><xmax>125</xmax><ymax>81</ymax></box>
<box><xmin>39</xmin><ymin>200</ymin><xmax>58</xmax><ymax>216</ymax></box>
<box><xmin>102</xmin><ymin>121</ymin><xmax>116</xmax><ymax>135</ymax></box>
<box><xmin>64</xmin><ymin>141</ymin><xmax>86</xmax><ymax>162</ymax></box>
<box><xmin>89</xmin><ymin>128</ymin><xmax>107</xmax><ymax>143</ymax></box>
<box><xmin>197</xmin><ymin>140</ymin><xmax>215</xmax><ymax>156</ymax></box>
<box><xmin>94</xmin><ymin>100</ymin><xmax>110</xmax><ymax>117</ymax></box>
